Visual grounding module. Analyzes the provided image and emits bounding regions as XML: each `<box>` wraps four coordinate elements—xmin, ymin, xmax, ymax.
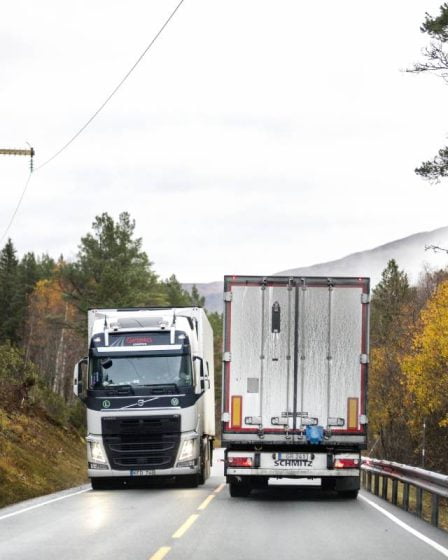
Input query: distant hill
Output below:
<box><xmin>184</xmin><ymin>226</ymin><xmax>448</xmax><ymax>313</ymax></box>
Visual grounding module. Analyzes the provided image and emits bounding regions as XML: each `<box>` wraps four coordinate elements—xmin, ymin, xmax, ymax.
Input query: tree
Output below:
<box><xmin>401</xmin><ymin>280</ymin><xmax>448</xmax><ymax>471</ymax></box>
<box><xmin>162</xmin><ymin>276</ymin><xmax>205</xmax><ymax>307</ymax></box>
<box><xmin>368</xmin><ymin>260</ymin><xmax>416</xmax><ymax>462</ymax></box>
<box><xmin>409</xmin><ymin>4</ymin><xmax>448</xmax><ymax>181</ymax></box>
<box><xmin>370</xmin><ymin>259</ymin><xmax>413</xmax><ymax>346</ymax></box>
<box><xmin>0</xmin><ymin>239</ymin><xmax>23</xmax><ymax>344</ymax></box>
<box><xmin>62</xmin><ymin>212</ymin><xmax>166</xmax><ymax>314</ymax></box>
<box><xmin>24</xmin><ymin>276</ymin><xmax>83</xmax><ymax>399</ymax></box>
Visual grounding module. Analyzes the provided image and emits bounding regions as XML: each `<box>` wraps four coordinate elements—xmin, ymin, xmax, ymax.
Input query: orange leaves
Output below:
<box><xmin>402</xmin><ymin>280</ymin><xmax>448</xmax><ymax>427</ymax></box>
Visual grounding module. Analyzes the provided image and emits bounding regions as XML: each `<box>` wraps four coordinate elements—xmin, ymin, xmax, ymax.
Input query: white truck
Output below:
<box><xmin>222</xmin><ymin>275</ymin><xmax>369</xmax><ymax>498</ymax></box>
<box><xmin>73</xmin><ymin>307</ymin><xmax>215</xmax><ymax>489</ymax></box>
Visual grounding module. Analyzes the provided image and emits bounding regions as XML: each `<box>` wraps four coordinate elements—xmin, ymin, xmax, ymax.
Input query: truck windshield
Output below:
<box><xmin>89</xmin><ymin>355</ymin><xmax>192</xmax><ymax>389</ymax></box>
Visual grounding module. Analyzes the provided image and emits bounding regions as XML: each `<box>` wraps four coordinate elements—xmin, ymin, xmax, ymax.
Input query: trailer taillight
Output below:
<box><xmin>227</xmin><ymin>456</ymin><xmax>253</xmax><ymax>468</ymax></box>
<box><xmin>334</xmin><ymin>458</ymin><xmax>360</xmax><ymax>469</ymax></box>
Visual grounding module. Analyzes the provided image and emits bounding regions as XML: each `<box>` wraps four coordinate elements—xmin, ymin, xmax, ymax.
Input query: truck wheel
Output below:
<box><xmin>229</xmin><ymin>481</ymin><xmax>251</xmax><ymax>498</ymax></box>
<box><xmin>338</xmin><ymin>489</ymin><xmax>358</xmax><ymax>499</ymax></box>
<box><xmin>198</xmin><ymin>442</ymin><xmax>211</xmax><ymax>485</ymax></box>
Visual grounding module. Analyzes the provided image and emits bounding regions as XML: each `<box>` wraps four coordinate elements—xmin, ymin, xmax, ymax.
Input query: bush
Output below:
<box><xmin>0</xmin><ymin>343</ymin><xmax>38</xmax><ymax>411</ymax></box>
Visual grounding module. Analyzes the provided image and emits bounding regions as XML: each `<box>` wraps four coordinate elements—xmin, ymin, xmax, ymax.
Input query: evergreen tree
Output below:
<box><xmin>369</xmin><ymin>260</ymin><xmax>416</xmax><ymax>462</ymax></box>
<box><xmin>409</xmin><ymin>4</ymin><xmax>448</xmax><ymax>181</ymax></box>
<box><xmin>190</xmin><ymin>285</ymin><xmax>205</xmax><ymax>307</ymax></box>
<box><xmin>162</xmin><ymin>275</ymin><xmax>193</xmax><ymax>306</ymax></box>
<box><xmin>0</xmin><ymin>240</ymin><xmax>23</xmax><ymax>343</ymax></box>
<box><xmin>370</xmin><ymin>259</ymin><xmax>412</xmax><ymax>346</ymax></box>
<box><xmin>62</xmin><ymin>212</ymin><xmax>166</xmax><ymax>312</ymax></box>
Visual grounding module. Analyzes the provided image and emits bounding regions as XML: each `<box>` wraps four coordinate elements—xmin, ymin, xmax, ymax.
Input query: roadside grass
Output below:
<box><xmin>363</xmin><ymin>474</ymin><xmax>448</xmax><ymax>532</ymax></box>
<box><xmin>0</xmin><ymin>408</ymin><xmax>87</xmax><ymax>508</ymax></box>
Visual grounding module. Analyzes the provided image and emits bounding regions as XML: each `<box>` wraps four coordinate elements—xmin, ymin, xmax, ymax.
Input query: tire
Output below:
<box><xmin>229</xmin><ymin>481</ymin><xmax>251</xmax><ymax>498</ymax></box>
<box><xmin>198</xmin><ymin>441</ymin><xmax>211</xmax><ymax>485</ymax></box>
<box><xmin>338</xmin><ymin>489</ymin><xmax>359</xmax><ymax>499</ymax></box>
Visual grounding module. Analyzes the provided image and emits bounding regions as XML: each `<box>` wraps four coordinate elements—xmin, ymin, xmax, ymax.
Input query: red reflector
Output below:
<box><xmin>334</xmin><ymin>458</ymin><xmax>360</xmax><ymax>469</ymax></box>
<box><xmin>227</xmin><ymin>456</ymin><xmax>253</xmax><ymax>467</ymax></box>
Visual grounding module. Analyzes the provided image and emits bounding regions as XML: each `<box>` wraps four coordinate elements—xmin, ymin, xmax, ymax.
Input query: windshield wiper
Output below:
<box><xmin>103</xmin><ymin>384</ymin><xmax>134</xmax><ymax>395</ymax></box>
<box><xmin>141</xmin><ymin>383</ymin><xmax>179</xmax><ymax>394</ymax></box>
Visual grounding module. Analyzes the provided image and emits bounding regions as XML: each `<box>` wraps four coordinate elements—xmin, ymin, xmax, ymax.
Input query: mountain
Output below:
<box><xmin>184</xmin><ymin>226</ymin><xmax>448</xmax><ymax>313</ymax></box>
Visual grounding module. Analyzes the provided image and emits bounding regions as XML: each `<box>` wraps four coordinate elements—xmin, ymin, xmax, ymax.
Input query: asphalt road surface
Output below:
<box><xmin>1</xmin><ymin>450</ymin><xmax>448</xmax><ymax>560</ymax></box>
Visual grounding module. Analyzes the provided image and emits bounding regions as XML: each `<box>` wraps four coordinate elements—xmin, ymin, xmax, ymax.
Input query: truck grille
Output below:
<box><xmin>101</xmin><ymin>415</ymin><xmax>181</xmax><ymax>470</ymax></box>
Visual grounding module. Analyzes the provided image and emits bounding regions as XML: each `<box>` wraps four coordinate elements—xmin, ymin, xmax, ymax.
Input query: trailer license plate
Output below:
<box><xmin>130</xmin><ymin>469</ymin><xmax>155</xmax><ymax>476</ymax></box>
<box><xmin>277</xmin><ymin>453</ymin><xmax>309</xmax><ymax>460</ymax></box>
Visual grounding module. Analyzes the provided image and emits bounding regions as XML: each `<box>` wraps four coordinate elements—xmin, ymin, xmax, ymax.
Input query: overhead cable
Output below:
<box><xmin>0</xmin><ymin>0</ymin><xmax>185</xmax><ymax>243</ymax></box>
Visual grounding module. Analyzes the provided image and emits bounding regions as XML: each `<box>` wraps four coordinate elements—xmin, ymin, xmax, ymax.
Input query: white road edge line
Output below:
<box><xmin>359</xmin><ymin>494</ymin><xmax>448</xmax><ymax>558</ymax></box>
<box><xmin>0</xmin><ymin>488</ymin><xmax>90</xmax><ymax>521</ymax></box>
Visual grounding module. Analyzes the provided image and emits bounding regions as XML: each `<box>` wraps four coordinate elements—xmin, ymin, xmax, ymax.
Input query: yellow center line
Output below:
<box><xmin>214</xmin><ymin>483</ymin><xmax>225</xmax><ymax>494</ymax></box>
<box><xmin>198</xmin><ymin>494</ymin><xmax>215</xmax><ymax>511</ymax></box>
<box><xmin>172</xmin><ymin>514</ymin><xmax>200</xmax><ymax>539</ymax></box>
<box><xmin>149</xmin><ymin>546</ymin><xmax>171</xmax><ymax>560</ymax></box>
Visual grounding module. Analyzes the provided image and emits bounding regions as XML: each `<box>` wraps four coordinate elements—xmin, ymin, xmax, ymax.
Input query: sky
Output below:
<box><xmin>2</xmin><ymin>0</ymin><xmax>448</xmax><ymax>283</ymax></box>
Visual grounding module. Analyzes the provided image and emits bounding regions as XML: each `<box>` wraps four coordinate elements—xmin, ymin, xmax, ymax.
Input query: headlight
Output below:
<box><xmin>179</xmin><ymin>439</ymin><xmax>196</xmax><ymax>461</ymax></box>
<box><xmin>89</xmin><ymin>441</ymin><xmax>106</xmax><ymax>463</ymax></box>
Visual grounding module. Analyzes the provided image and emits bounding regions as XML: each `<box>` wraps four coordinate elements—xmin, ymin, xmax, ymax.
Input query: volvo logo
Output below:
<box><xmin>102</xmin><ymin>400</ymin><xmax>111</xmax><ymax>409</ymax></box>
<box><xmin>137</xmin><ymin>399</ymin><xmax>145</xmax><ymax>407</ymax></box>
<box><xmin>171</xmin><ymin>397</ymin><xmax>179</xmax><ymax>406</ymax></box>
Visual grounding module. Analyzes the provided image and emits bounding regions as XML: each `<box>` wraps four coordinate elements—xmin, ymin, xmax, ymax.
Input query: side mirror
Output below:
<box><xmin>73</xmin><ymin>357</ymin><xmax>88</xmax><ymax>400</ymax></box>
<box><xmin>193</xmin><ymin>355</ymin><xmax>204</xmax><ymax>394</ymax></box>
<box><xmin>193</xmin><ymin>356</ymin><xmax>210</xmax><ymax>392</ymax></box>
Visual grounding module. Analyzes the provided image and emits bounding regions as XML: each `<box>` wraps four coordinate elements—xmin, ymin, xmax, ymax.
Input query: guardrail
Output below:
<box><xmin>361</xmin><ymin>458</ymin><xmax>448</xmax><ymax>529</ymax></box>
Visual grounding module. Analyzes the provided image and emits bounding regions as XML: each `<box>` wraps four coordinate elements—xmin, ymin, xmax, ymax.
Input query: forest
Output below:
<box><xmin>0</xmin><ymin>211</ymin><xmax>447</xmax><ymax>480</ymax></box>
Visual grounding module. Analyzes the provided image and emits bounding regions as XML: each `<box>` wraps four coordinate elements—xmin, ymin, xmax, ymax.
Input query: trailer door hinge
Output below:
<box><xmin>223</xmin><ymin>352</ymin><xmax>232</xmax><ymax>362</ymax></box>
<box><xmin>361</xmin><ymin>293</ymin><xmax>370</xmax><ymax>304</ymax></box>
<box><xmin>224</xmin><ymin>291</ymin><xmax>233</xmax><ymax>302</ymax></box>
<box><xmin>360</xmin><ymin>354</ymin><xmax>369</xmax><ymax>364</ymax></box>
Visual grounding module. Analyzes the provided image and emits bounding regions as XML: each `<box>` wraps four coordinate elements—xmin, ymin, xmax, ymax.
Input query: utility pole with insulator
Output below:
<box><xmin>0</xmin><ymin>147</ymin><xmax>35</xmax><ymax>171</ymax></box>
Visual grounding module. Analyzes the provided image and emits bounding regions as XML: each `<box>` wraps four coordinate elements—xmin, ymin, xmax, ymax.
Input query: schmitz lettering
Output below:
<box><xmin>274</xmin><ymin>459</ymin><xmax>313</xmax><ymax>467</ymax></box>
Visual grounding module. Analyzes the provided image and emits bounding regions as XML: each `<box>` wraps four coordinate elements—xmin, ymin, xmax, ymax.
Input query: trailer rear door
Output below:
<box><xmin>222</xmin><ymin>276</ymin><xmax>369</xmax><ymax>443</ymax></box>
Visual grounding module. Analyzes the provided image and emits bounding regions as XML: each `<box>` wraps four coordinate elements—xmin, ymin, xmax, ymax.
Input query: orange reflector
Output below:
<box><xmin>231</xmin><ymin>396</ymin><xmax>242</xmax><ymax>428</ymax></box>
<box><xmin>347</xmin><ymin>398</ymin><xmax>359</xmax><ymax>430</ymax></box>
<box><xmin>227</xmin><ymin>456</ymin><xmax>253</xmax><ymax>467</ymax></box>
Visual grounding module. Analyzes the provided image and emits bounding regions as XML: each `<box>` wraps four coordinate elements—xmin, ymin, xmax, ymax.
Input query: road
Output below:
<box><xmin>1</xmin><ymin>450</ymin><xmax>448</xmax><ymax>560</ymax></box>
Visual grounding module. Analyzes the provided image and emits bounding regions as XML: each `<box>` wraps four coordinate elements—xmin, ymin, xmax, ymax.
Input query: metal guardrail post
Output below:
<box><xmin>382</xmin><ymin>476</ymin><xmax>388</xmax><ymax>499</ymax></box>
<box><xmin>392</xmin><ymin>479</ymin><xmax>398</xmax><ymax>505</ymax></box>
<box><xmin>403</xmin><ymin>483</ymin><xmax>410</xmax><ymax>511</ymax></box>
<box><xmin>432</xmin><ymin>494</ymin><xmax>439</xmax><ymax>527</ymax></box>
<box><xmin>416</xmin><ymin>488</ymin><xmax>423</xmax><ymax>518</ymax></box>
<box><xmin>374</xmin><ymin>473</ymin><xmax>380</xmax><ymax>496</ymax></box>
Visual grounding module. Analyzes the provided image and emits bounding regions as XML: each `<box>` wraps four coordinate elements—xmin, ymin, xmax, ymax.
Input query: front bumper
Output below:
<box><xmin>87</xmin><ymin>431</ymin><xmax>200</xmax><ymax>478</ymax></box>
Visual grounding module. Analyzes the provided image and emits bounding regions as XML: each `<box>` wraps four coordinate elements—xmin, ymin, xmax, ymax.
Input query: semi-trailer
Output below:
<box><xmin>221</xmin><ymin>276</ymin><xmax>369</xmax><ymax>498</ymax></box>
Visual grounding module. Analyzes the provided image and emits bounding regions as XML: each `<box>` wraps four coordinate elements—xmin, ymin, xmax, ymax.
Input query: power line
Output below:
<box><xmin>36</xmin><ymin>0</ymin><xmax>185</xmax><ymax>171</ymax></box>
<box><xmin>0</xmin><ymin>172</ymin><xmax>33</xmax><ymax>245</ymax></box>
<box><xmin>0</xmin><ymin>0</ymin><xmax>186</xmax><ymax>244</ymax></box>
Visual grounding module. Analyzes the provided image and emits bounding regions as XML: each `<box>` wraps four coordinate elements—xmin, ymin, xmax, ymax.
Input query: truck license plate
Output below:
<box><xmin>130</xmin><ymin>469</ymin><xmax>155</xmax><ymax>476</ymax></box>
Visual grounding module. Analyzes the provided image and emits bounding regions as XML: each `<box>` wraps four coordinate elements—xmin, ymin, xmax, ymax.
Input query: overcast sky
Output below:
<box><xmin>2</xmin><ymin>0</ymin><xmax>448</xmax><ymax>282</ymax></box>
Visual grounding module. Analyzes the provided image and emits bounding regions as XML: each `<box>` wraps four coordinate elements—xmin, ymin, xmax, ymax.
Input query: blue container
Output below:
<box><xmin>305</xmin><ymin>425</ymin><xmax>324</xmax><ymax>444</ymax></box>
